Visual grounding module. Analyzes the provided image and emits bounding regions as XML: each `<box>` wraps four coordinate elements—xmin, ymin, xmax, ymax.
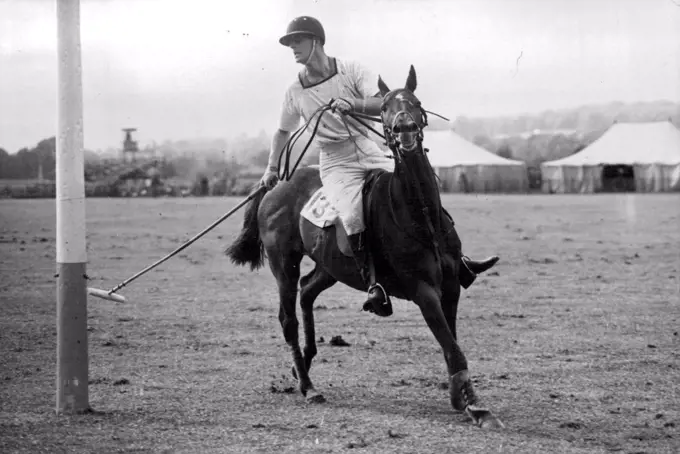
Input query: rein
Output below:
<box><xmin>274</xmin><ymin>94</ymin><xmax>447</xmax><ymax>264</ymax></box>
<box><xmin>277</xmin><ymin>103</ymin><xmax>333</xmax><ymax>181</ymax></box>
<box><xmin>276</xmin><ymin>101</ymin><xmax>381</xmax><ymax>182</ymax></box>
<box><xmin>276</xmin><ymin>98</ymin><xmax>449</xmax><ymax>182</ymax></box>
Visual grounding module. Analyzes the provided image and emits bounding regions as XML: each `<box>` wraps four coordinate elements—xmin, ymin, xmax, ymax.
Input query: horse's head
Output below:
<box><xmin>376</xmin><ymin>65</ymin><xmax>444</xmax><ymax>239</ymax></box>
<box><xmin>377</xmin><ymin>65</ymin><xmax>428</xmax><ymax>153</ymax></box>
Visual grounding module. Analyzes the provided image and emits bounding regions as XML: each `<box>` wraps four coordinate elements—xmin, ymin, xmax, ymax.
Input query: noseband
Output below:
<box><xmin>380</xmin><ymin>92</ymin><xmax>429</xmax><ymax>153</ymax></box>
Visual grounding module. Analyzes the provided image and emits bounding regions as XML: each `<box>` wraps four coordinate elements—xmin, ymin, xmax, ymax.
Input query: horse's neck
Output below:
<box><xmin>391</xmin><ymin>148</ymin><xmax>443</xmax><ymax>233</ymax></box>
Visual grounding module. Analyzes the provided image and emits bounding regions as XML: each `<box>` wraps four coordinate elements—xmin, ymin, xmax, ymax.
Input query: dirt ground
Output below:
<box><xmin>1</xmin><ymin>193</ymin><xmax>679</xmax><ymax>453</ymax></box>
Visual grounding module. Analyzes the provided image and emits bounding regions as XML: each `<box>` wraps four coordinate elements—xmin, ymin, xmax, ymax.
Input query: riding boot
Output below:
<box><xmin>347</xmin><ymin>232</ymin><xmax>393</xmax><ymax>317</ymax></box>
<box><xmin>441</xmin><ymin>208</ymin><xmax>500</xmax><ymax>289</ymax></box>
<box><xmin>459</xmin><ymin>255</ymin><xmax>500</xmax><ymax>289</ymax></box>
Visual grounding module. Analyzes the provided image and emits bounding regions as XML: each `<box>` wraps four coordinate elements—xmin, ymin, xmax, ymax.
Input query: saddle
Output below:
<box><xmin>300</xmin><ymin>169</ymin><xmax>387</xmax><ymax>257</ymax></box>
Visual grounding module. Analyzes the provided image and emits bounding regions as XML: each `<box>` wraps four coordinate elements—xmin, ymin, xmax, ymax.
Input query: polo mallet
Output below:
<box><xmin>87</xmin><ymin>186</ymin><xmax>266</xmax><ymax>303</ymax></box>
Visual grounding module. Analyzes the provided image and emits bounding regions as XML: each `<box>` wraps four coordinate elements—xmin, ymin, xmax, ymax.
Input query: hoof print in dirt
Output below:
<box><xmin>387</xmin><ymin>429</ymin><xmax>407</xmax><ymax>439</ymax></box>
<box><xmin>559</xmin><ymin>421</ymin><xmax>584</xmax><ymax>430</ymax></box>
<box><xmin>346</xmin><ymin>438</ymin><xmax>368</xmax><ymax>449</ymax></box>
<box><xmin>528</xmin><ymin>257</ymin><xmax>557</xmax><ymax>264</ymax></box>
<box><xmin>329</xmin><ymin>335</ymin><xmax>350</xmax><ymax>347</ymax></box>
<box><xmin>270</xmin><ymin>382</ymin><xmax>296</xmax><ymax>394</ymax></box>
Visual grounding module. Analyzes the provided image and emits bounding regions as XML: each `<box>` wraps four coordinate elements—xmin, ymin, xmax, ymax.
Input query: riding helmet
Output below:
<box><xmin>279</xmin><ymin>16</ymin><xmax>325</xmax><ymax>46</ymax></box>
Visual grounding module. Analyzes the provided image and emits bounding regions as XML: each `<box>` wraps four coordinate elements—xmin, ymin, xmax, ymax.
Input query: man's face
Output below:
<box><xmin>287</xmin><ymin>35</ymin><xmax>314</xmax><ymax>64</ymax></box>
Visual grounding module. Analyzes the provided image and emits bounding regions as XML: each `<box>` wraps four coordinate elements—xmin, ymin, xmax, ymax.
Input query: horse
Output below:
<box><xmin>226</xmin><ymin>65</ymin><xmax>503</xmax><ymax>429</ymax></box>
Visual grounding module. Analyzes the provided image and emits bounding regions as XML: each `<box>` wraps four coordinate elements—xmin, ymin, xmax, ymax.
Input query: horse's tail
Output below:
<box><xmin>225</xmin><ymin>187</ymin><xmax>266</xmax><ymax>271</ymax></box>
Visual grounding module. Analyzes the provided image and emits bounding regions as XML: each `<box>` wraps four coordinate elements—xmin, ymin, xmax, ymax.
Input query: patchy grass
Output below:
<box><xmin>1</xmin><ymin>194</ymin><xmax>679</xmax><ymax>453</ymax></box>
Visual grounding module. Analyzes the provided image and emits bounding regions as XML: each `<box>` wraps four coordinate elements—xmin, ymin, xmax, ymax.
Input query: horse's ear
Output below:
<box><xmin>405</xmin><ymin>65</ymin><xmax>417</xmax><ymax>92</ymax></box>
<box><xmin>377</xmin><ymin>76</ymin><xmax>390</xmax><ymax>96</ymax></box>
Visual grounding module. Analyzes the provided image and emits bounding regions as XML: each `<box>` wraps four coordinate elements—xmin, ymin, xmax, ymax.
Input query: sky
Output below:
<box><xmin>1</xmin><ymin>0</ymin><xmax>679</xmax><ymax>153</ymax></box>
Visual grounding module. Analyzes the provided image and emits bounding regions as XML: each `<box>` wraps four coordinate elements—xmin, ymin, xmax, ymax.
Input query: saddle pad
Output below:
<box><xmin>301</xmin><ymin>187</ymin><xmax>340</xmax><ymax>228</ymax></box>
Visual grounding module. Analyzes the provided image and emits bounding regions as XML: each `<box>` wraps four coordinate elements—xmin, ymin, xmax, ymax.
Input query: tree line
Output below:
<box><xmin>0</xmin><ymin>138</ymin><xmax>57</xmax><ymax>180</ymax></box>
<box><xmin>2</xmin><ymin>99</ymin><xmax>677</xmax><ymax>180</ymax></box>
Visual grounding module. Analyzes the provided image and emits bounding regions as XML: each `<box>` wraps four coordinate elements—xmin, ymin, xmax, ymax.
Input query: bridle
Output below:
<box><xmin>345</xmin><ymin>90</ymin><xmax>448</xmax><ymax>158</ymax></box>
<box><xmin>379</xmin><ymin>90</ymin><xmax>429</xmax><ymax>154</ymax></box>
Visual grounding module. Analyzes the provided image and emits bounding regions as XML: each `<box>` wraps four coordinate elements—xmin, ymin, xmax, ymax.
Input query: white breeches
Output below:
<box><xmin>318</xmin><ymin>136</ymin><xmax>395</xmax><ymax>235</ymax></box>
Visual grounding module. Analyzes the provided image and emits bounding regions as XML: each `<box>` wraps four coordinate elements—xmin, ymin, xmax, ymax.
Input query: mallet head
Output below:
<box><xmin>87</xmin><ymin>287</ymin><xmax>126</xmax><ymax>303</ymax></box>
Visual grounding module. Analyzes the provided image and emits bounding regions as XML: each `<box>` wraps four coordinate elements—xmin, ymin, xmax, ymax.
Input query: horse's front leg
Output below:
<box><xmin>440</xmin><ymin>256</ymin><xmax>461</xmax><ymax>341</ymax></box>
<box><xmin>413</xmin><ymin>281</ymin><xmax>504</xmax><ymax>429</ymax></box>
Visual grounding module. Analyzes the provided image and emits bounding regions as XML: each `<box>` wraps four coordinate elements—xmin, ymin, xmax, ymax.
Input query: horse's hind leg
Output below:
<box><xmin>268</xmin><ymin>248</ymin><xmax>329</xmax><ymax>403</ymax></box>
<box><xmin>298</xmin><ymin>264</ymin><xmax>336</xmax><ymax>377</ymax></box>
<box><xmin>267</xmin><ymin>249</ymin><xmax>311</xmax><ymax>398</ymax></box>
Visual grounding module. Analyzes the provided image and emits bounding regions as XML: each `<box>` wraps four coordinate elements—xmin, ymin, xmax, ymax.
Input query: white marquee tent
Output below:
<box><xmin>541</xmin><ymin>121</ymin><xmax>680</xmax><ymax>193</ymax></box>
<box><xmin>424</xmin><ymin>130</ymin><xmax>529</xmax><ymax>193</ymax></box>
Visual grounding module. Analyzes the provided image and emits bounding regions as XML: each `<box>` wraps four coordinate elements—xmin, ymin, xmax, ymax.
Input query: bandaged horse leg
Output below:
<box><xmin>441</xmin><ymin>208</ymin><xmax>499</xmax><ymax>289</ymax></box>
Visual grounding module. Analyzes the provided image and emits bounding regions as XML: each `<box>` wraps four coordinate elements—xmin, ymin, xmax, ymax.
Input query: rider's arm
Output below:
<box><xmin>353</xmin><ymin>97</ymin><xmax>383</xmax><ymax>117</ymax></box>
<box><xmin>267</xmin><ymin>129</ymin><xmax>293</xmax><ymax>172</ymax></box>
<box><xmin>268</xmin><ymin>86</ymin><xmax>300</xmax><ymax>172</ymax></box>
<box><xmin>348</xmin><ymin>61</ymin><xmax>384</xmax><ymax>117</ymax></box>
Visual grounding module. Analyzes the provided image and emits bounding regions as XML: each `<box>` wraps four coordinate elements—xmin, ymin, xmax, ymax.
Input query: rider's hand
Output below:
<box><xmin>330</xmin><ymin>98</ymin><xmax>354</xmax><ymax>115</ymax></box>
<box><xmin>260</xmin><ymin>168</ymin><xmax>279</xmax><ymax>190</ymax></box>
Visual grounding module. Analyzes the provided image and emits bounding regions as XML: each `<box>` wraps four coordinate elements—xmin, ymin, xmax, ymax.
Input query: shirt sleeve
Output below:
<box><xmin>278</xmin><ymin>87</ymin><xmax>302</xmax><ymax>132</ymax></box>
<box><xmin>350</xmin><ymin>61</ymin><xmax>381</xmax><ymax>98</ymax></box>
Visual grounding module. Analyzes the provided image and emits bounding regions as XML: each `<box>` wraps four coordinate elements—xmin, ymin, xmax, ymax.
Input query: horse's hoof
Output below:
<box><xmin>305</xmin><ymin>390</ymin><xmax>326</xmax><ymax>404</ymax></box>
<box><xmin>465</xmin><ymin>406</ymin><xmax>505</xmax><ymax>430</ymax></box>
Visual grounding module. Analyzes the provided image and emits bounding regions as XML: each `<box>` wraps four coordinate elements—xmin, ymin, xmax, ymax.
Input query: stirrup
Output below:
<box><xmin>361</xmin><ymin>283</ymin><xmax>393</xmax><ymax>317</ymax></box>
<box><xmin>459</xmin><ymin>258</ymin><xmax>476</xmax><ymax>289</ymax></box>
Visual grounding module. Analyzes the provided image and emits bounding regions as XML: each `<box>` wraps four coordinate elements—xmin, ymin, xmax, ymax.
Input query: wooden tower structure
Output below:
<box><xmin>121</xmin><ymin>128</ymin><xmax>139</xmax><ymax>163</ymax></box>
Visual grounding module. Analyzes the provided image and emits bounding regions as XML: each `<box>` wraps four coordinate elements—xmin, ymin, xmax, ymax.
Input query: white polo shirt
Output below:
<box><xmin>278</xmin><ymin>58</ymin><xmax>380</xmax><ymax>145</ymax></box>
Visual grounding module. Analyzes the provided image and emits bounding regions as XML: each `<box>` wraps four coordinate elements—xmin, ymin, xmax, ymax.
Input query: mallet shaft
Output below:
<box><xmin>110</xmin><ymin>186</ymin><xmax>266</xmax><ymax>293</ymax></box>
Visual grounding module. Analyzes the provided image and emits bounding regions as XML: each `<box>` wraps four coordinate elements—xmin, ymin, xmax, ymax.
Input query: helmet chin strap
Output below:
<box><xmin>304</xmin><ymin>39</ymin><xmax>317</xmax><ymax>66</ymax></box>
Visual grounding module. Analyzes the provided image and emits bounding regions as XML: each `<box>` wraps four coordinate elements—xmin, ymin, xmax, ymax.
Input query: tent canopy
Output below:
<box><xmin>540</xmin><ymin>121</ymin><xmax>680</xmax><ymax>193</ymax></box>
<box><xmin>424</xmin><ymin>130</ymin><xmax>526</xmax><ymax>167</ymax></box>
<box><xmin>422</xmin><ymin>130</ymin><xmax>528</xmax><ymax>193</ymax></box>
<box><xmin>543</xmin><ymin>121</ymin><xmax>680</xmax><ymax>167</ymax></box>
